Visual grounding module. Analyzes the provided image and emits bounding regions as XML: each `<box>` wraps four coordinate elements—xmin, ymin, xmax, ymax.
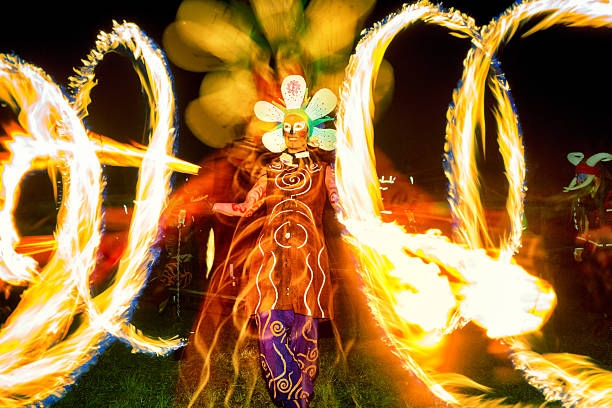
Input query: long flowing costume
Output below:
<box><xmin>224</xmin><ymin>153</ymin><xmax>336</xmax><ymax>406</ymax></box>
<box><xmin>176</xmin><ymin>75</ymin><xmax>340</xmax><ymax>408</ymax></box>
<box><xmin>244</xmin><ymin>154</ymin><xmax>334</xmax><ymax>406</ymax></box>
<box><xmin>245</xmin><ymin>156</ymin><xmax>332</xmax><ymax>318</ymax></box>
<box><xmin>231</xmin><ymin>75</ymin><xmax>340</xmax><ymax>407</ymax></box>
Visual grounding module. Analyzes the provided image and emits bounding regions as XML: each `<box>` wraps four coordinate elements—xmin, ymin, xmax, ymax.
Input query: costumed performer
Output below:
<box><xmin>206</xmin><ymin>74</ymin><xmax>342</xmax><ymax>408</ymax></box>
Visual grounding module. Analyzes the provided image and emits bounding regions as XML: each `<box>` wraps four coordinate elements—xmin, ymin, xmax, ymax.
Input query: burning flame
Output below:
<box><xmin>336</xmin><ymin>0</ymin><xmax>612</xmax><ymax>406</ymax></box>
<box><xmin>0</xmin><ymin>22</ymin><xmax>196</xmax><ymax>407</ymax></box>
<box><xmin>2</xmin><ymin>2</ymin><xmax>611</xmax><ymax>407</ymax></box>
<box><xmin>478</xmin><ymin>2</ymin><xmax>612</xmax><ymax>406</ymax></box>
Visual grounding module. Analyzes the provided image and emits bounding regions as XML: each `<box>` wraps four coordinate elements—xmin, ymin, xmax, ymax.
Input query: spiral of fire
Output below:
<box><xmin>0</xmin><ymin>22</ymin><xmax>186</xmax><ymax>407</ymax></box>
<box><xmin>335</xmin><ymin>0</ymin><xmax>612</xmax><ymax>406</ymax></box>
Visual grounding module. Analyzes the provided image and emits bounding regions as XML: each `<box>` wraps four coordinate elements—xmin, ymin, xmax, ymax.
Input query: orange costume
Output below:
<box><xmin>245</xmin><ymin>154</ymin><xmax>334</xmax><ymax>318</ymax></box>
<box><xmin>211</xmin><ymin>75</ymin><xmax>341</xmax><ymax>407</ymax></box>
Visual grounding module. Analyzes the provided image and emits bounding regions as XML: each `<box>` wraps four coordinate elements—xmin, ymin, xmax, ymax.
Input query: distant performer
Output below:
<box><xmin>564</xmin><ymin>152</ymin><xmax>612</xmax><ymax>316</ymax></box>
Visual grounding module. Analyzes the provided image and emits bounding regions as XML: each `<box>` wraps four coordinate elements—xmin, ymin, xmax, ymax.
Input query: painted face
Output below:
<box><xmin>576</xmin><ymin>172</ymin><xmax>600</xmax><ymax>194</ymax></box>
<box><xmin>282</xmin><ymin>114</ymin><xmax>308</xmax><ymax>153</ymax></box>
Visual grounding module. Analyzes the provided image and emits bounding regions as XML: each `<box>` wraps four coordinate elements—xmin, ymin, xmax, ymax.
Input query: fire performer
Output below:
<box><xmin>169</xmin><ymin>67</ymin><xmax>413</xmax><ymax>407</ymax></box>
<box><xmin>188</xmin><ymin>75</ymin><xmax>341</xmax><ymax>408</ymax></box>
<box><xmin>219</xmin><ymin>75</ymin><xmax>340</xmax><ymax>408</ymax></box>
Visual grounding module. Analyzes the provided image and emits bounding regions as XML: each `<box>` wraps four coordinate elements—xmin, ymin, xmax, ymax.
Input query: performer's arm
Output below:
<box><xmin>325</xmin><ymin>165</ymin><xmax>345</xmax><ymax>219</ymax></box>
<box><xmin>213</xmin><ymin>174</ymin><xmax>267</xmax><ymax>217</ymax></box>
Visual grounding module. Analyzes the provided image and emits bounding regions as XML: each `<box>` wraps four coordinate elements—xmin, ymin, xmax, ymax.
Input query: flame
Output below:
<box><xmin>336</xmin><ymin>3</ymin><xmax>537</xmax><ymax>405</ymax></box>
<box><xmin>478</xmin><ymin>2</ymin><xmax>612</xmax><ymax>406</ymax></box>
<box><xmin>1</xmin><ymin>126</ymin><xmax>198</xmax><ymax>183</ymax></box>
<box><xmin>13</xmin><ymin>236</ymin><xmax>57</xmax><ymax>258</ymax></box>
<box><xmin>335</xmin><ymin>0</ymin><xmax>612</xmax><ymax>406</ymax></box>
<box><xmin>0</xmin><ymin>22</ymin><xmax>191</xmax><ymax>407</ymax></box>
<box><xmin>88</xmin><ymin>131</ymin><xmax>199</xmax><ymax>174</ymax></box>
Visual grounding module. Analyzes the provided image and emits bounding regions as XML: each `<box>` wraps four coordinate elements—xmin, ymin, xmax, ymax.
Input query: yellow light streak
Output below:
<box><xmin>335</xmin><ymin>0</ymin><xmax>612</xmax><ymax>406</ymax></box>
<box><xmin>2</xmin><ymin>130</ymin><xmax>199</xmax><ymax>178</ymax></box>
<box><xmin>0</xmin><ymin>22</ymin><xmax>188</xmax><ymax>407</ymax></box>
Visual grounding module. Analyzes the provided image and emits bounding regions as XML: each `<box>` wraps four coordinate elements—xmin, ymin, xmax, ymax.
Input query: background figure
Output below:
<box><xmin>149</xmin><ymin>147</ymin><xmax>249</xmax><ymax>313</ymax></box>
<box><xmin>563</xmin><ymin>152</ymin><xmax>612</xmax><ymax>330</ymax></box>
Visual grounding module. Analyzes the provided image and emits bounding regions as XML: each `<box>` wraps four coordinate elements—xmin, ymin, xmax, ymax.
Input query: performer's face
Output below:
<box><xmin>283</xmin><ymin>114</ymin><xmax>308</xmax><ymax>153</ymax></box>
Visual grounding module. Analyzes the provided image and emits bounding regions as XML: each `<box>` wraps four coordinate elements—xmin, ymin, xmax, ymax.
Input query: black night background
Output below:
<box><xmin>1</xmin><ymin>0</ymin><xmax>610</xmax><ymax>201</ymax></box>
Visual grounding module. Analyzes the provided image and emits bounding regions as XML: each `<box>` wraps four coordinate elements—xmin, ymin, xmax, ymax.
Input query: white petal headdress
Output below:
<box><xmin>254</xmin><ymin>75</ymin><xmax>337</xmax><ymax>152</ymax></box>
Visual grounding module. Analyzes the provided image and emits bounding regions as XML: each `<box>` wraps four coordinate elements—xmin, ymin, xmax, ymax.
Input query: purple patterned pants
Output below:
<box><xmin>256</xmin><ymin>310</ymin><xmax>319</xmax><ymax>406</ymax></box>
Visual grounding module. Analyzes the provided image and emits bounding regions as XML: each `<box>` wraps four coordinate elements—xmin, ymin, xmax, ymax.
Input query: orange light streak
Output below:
<box><xmin>14</xmin><ymin>236</ymin><xmax>57</xmax><ymax>257</ymax></box>
<box><xmin>88</xmin><ymin>131</ymin><xmax>199</xmax><ymax>174</ymax></box>
<box><xmin>0</xmin><ymin>21</ymin><xmax>188</xmax><ymax>407</ymax></box>
<box><xmin>337</xmin><ymin>0</ymin><xmax>612</xmax><ymax>406</ymax></box>
<box><xmin>333</xmin><ymin>0</ymin><xmax>579</xmax><ymax>406</ymax></box>
<box><xmin>2</xmin><ymin>128</ymin><xmax>199</xmax><ymax>178</ymax></box>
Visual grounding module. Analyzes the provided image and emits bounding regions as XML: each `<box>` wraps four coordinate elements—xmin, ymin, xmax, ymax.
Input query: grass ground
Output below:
<box><xmin>50</xmin><ymin>278</ymin><xmax>610</xmax><ymax>408</ymax></box>
<box><xmin>46</xmin><ymin>206</ymin><xmax>612</xmax><ymax>407</ymax></box>
<box><xmin>52</xmin><ymin>304</ymin><xmax>419</xmax><ymax>408</ymax></box>
<box><xmin>52</xmin><ymin>305</ymin><xmax>188</xmax><ymax>408</ymax></box>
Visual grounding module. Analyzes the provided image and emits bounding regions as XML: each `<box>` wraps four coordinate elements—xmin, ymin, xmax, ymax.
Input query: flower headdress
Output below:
<box><xmin>253</xmin><ymin>75</ymin><xmax>337</xmax><ymax>152</ymax></box>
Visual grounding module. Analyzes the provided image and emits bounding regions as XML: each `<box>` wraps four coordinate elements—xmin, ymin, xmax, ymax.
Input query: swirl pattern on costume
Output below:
<box><xmin>275</xmin><ymin>376</ymin><xmax>292</xmax><ymax>393</ymax></box>
<box><xmin>275</xmin><ymin>168</ymin><xmax>312</xmax><ymax>195</ymax></box>
<box><xmin>304</xmin><ymin>365</ymin><xmax>317</xmax><ymax>379</ymax></box>
<box><xmin>244</xmin><ymin>158</ymin><xmax>331</xmax><ymax>319</ymax></box>
<box><xmin>307</xmin><ymin>347</ymin><xmax>318</xmax><ymax>362</ymax></box>
<box><xmin>274</xmin><ymin>221</ymin><xmax>308</xmax><ymax>249</ymax></box>
<box><xmin>270</xmin><ymin>199</ymin><xmax>315</xmax><ymax>224</ymax></box>
<box><xmin>255</xmin><ymin>311</ymin><xmax>318</xmax><ymax>403</ymax></box>
<box><xmin>301</xmin><ymin>320</ymin><xmax>317</xmax><ymax>343</ymax></box>
<box><xmin>269</xmin><ymin>160</ymin><xmax>284</xmax><ymax>171</ymax></box>
<box><xmin>270</xmin><ymin>320</ymin><xmax>286</xmax><ymax>337</ymax></box>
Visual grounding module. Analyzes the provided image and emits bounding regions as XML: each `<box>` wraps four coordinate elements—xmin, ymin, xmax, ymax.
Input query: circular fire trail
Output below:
<box><xmin>1</xmin><ymin>1</ymin><xmax>612</xmax><ymax>407</ymax></box>
<box><xmin>0</xmin><ymin>22</ymin><xmax>196</xmax><ymax>407</ymax></box>
<box><xmin>335</xmin><ymin>0</ymin><xmax>612</xmax><ymax>406</ymax></box>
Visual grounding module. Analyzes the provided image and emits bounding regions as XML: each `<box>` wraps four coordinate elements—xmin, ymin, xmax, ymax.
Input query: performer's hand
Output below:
<box><xmin>161</xmin><ymin>196</ymin><xmax>214</xmax><ymax>230</ymax></box>
<box><xmin>573</xmin><ymin>248</ymin><xmax>583</xmax><ymax>262</ymax></box>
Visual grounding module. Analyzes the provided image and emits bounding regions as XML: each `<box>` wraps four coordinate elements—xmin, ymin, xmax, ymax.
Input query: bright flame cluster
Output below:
<box><xmin>0</xmin><ymin>22</ymin><xmax>197</xmax><ymax>407</ymax></box>
<box><xmin>336</xmin><ymin>0</ymin><xmax>612</xmax><ymax>406</ymax></box>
